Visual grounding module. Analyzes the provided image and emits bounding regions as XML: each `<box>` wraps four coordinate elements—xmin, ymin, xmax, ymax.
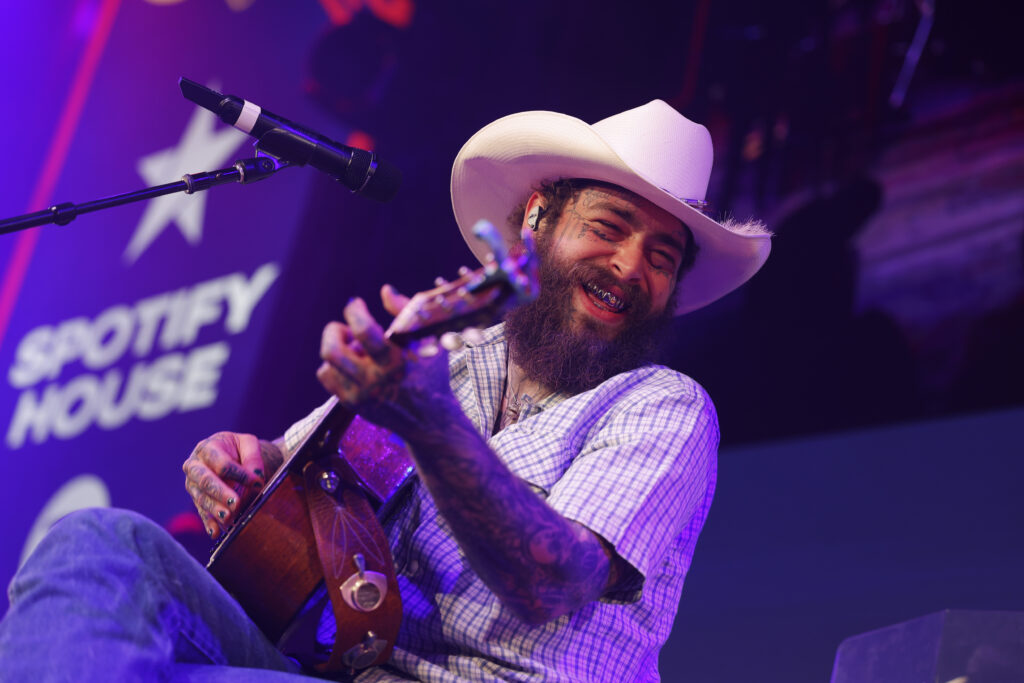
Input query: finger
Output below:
<box><xmin>183</xmin><ymin>450</ymin><xmax>233</xmax><ymax>505</ymax></box>
<box><xmin>185</xmin><ymin>478</ymin><xmax>222</xmax><ymax>538</ymax></box>
<box><xmin>332</xmin><ymin>352</ymin><xmax>365</xmax><ymax>380</ymax></box>
<box><xmin>186</xmin><ymin>437</ymin><xmax>255</xmax><ymax>519</ymax></box>
<box><xmin>321</xmin><ymin>321</ymin><xmax>356</xmax><ymax>362</ymax></box>
<box><xmin>380</xmin><ymin>284</ymin><xmax>410</xmax><ymax>317</ymax></box>
<box><xmin>343</xmin><ymin>298</ymin><xmax>391</xmax><ymax>365</ymax></box>
<box><xmin>229</xmin><ymin>433</ymin><xmax>268</xmax><ymax>510</ymax></box>
<box><xmin>320</xmin><ymin>323</ymin><xmax>366</xmax><ymax>379</ymax></box>
<box><xmin>233</xmin><ymin>433</ymin><xmax>266</xmax><ymax>485</ymax></box>
<box><xmin>202</xmin><ymin>435</ymin><xmax>262</xmax><ymax>489</ymax></box>
<box><xmin>317</xmin><ymin>361</ymin><xmax>358</xmax><ymax>404</ymax></box>
<box><xmin>196</xmin><ymin>507</ymin><xmax>218</xmax><ymax>539</ymax></box>
<box><xmin>183</xmin><ymin>465</ymin><xmax>233</xmax><ymax>531</ymax></box>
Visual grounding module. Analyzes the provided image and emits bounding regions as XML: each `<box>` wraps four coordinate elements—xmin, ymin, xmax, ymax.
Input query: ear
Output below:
<box><xmin>522</xmin><ymin>192</ymin><xmax>546</xmax><ymax>234</ymax></box>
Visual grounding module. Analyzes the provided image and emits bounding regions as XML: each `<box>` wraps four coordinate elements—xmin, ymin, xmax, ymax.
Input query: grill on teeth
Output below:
<box><xmin>585</xmin><ymin>282</ymin><xmax>625</xmax><ymax>311</ymax></box>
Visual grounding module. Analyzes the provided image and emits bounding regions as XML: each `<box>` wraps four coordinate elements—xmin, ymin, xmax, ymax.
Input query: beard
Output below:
<box><xmin>503</xmin><ymin>256</ymin><xmax>674</xmax><ymax>395</ymax></box>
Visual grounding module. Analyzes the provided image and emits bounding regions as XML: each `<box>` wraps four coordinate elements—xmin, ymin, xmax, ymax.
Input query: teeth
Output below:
<box><xmin>584</xmin><ymin>282</ymin><xmax>625</xmax><ymax>311</ymax></box>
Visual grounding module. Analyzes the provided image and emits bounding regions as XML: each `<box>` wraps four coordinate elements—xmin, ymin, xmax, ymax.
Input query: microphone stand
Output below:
<box><xmin>0</xmin><ymin>153</ymin><xmax>289</xmax><ymax>236</ymax></box>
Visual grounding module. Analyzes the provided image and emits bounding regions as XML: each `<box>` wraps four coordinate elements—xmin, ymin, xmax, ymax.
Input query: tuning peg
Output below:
<box><xmin>461</xmin><ymin>327</ymin><xmax>485</xmax><ymax>346</ymax></box>
<box><xmin>457</xmin><ymin>266</ymin><xmax>472</xmax><ymax>277</ymax></box>
<box><xmin>434</xmin><ymin>276</ymin><xmax>448</xmax><ymax>287</ymax></box>
<box><xmin>439</xmin><ymin>332</ymin><xmax>464</xmax><ymax>351</ymax></box>
<box><xmin>472</xmin><ymin>220</ymin><xmax>508</xmax><ymax>263</ymax></box>
<box><xmin>353</xmin><ymin>553</ymin><xmax>366</xmax><ymax>580</ymax></box>
<box><xmin>417</xmin><ymin>338</ymin><xmax>441</xmax><ymax>357</ymax></box>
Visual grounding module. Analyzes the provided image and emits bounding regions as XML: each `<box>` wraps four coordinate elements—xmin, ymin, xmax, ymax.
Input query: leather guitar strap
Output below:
<box><xmin>301</xmin><ymin>453</ymin><xmax>402</xmax><ymax>675</ymax></box>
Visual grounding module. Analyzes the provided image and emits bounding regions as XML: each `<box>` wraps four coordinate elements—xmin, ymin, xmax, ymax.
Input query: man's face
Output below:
<box><xmin>536</xmin><ymin>184</ymin><xmax>687</xmax><ymax>338</ymax></box>
<box><xmin>504</xmin><ymin>183</ymin><xmax>685</xmax><ymax>394</ymax></box>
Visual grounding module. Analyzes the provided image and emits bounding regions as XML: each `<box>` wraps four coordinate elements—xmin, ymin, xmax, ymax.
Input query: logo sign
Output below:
<box><xmin>0</xmin><ymin>0</ymin><xmax>343</xmax><ymax>607</ymax></box>
<box><xmin>6</xmin><ymin>262</ymin><xmax>279</xmax><ymax>448</ymax></box>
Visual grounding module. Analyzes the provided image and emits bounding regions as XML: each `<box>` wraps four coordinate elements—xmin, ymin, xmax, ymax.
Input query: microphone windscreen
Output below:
<box><xmin>360</xmin><ymin>158</ymin><xmax>401</xmax><ymax>203</ymax></box>
<box><xmin>179</xmin><ymin>78</ymin><xmax>223</xmax><ymax>112</ymax></box>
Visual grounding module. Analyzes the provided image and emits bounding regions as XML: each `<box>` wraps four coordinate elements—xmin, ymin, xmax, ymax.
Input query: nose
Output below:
<box><xmin>609</xmin><ymin>242</ymin><xmax>644</xmax><ymax>283</ymax></box>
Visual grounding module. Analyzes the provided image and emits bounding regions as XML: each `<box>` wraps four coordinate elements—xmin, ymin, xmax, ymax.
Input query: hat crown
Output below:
<box><xmin>591</xmin><ymin>99</ymin><xmax>713</xmax><ymax>202</ymax></box>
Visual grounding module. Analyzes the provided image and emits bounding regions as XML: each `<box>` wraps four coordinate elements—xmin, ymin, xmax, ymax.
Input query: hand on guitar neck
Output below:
<box><xmin>316</xmin><ymin>287</ymin><xmax>466</xmax><ymax>442</ymax></box>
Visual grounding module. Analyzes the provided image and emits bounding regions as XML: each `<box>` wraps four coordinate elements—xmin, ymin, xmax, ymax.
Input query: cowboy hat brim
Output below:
<box><xmin>451</xmin><ymin>108</ymin><xmax>771</xmax><ymax>315</ymax></box>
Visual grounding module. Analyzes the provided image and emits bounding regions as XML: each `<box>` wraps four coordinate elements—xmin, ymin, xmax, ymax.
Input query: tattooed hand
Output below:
<box><xmin>316</xmin><ymin>288</ymin><xmax>463</xmax><ymax>441</ymax></box>
<box><xmin>182</xmin><ymin>432</ymin><xmax>284</xmax><ymax>539</ymax></box>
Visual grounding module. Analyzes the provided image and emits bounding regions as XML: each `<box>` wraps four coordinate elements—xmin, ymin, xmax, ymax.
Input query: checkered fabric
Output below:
<box><xmin>284</xmin><ymin>324</ymin><xmax>718</xmax><ymax>682</ymax></box>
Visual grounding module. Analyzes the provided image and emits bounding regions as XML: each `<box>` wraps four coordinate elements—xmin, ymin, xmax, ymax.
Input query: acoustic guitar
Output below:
<box><xmin>206</xmin><ymin>221</ymin><xmax>536</xmax><ymax>675</ymax></box>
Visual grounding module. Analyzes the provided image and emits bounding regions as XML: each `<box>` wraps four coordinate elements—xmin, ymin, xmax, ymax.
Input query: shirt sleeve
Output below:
<box><xmin>544</xmin><ymin>375</ymin><xmax>719</xmax><ymax>596</ymax></box>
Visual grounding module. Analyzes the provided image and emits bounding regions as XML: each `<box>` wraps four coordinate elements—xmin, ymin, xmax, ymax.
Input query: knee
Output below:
<box><xmin>10</xmin><ymin>509</ymin><xmax>154</xmax><ymax>601</ymax></box>
<box><xmin>30</xmin><ymin>507</ymin><xmax>173</xmax><ymax>566</ymax></box>
<box><xmin>50</xmin><ymin>507</ymin><xmax>154</xmax><ymax>541</ymax></box>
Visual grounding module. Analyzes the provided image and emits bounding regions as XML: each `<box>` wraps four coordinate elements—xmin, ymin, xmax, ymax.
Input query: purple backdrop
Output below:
<box><xmin>0</xmin><ymin>0</ymin><xmax>346</xmax><ymax>608</ymax></box>
<box><xmin>0</xmin><ymin>2</ymin><xmax>1021</xmax><ymax>680</ymax></box>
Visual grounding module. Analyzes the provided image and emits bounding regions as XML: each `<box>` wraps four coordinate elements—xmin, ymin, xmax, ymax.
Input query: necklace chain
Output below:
<box><xmin>496</xmin><ymin>355</ymin><xmax>549</xmax><ymax>433</ymax></box>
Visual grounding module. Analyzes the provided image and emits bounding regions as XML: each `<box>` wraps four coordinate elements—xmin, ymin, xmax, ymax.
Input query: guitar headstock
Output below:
<box><xmin>385</xmin><ymin>220</ymin><xmax>538</xmax><ymax>348</ymax></box>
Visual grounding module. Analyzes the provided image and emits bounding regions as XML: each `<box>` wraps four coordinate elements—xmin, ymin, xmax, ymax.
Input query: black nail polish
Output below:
<box><xmin>218</xmin><ymin>510</ymin><xmax>226</xmax><ymax>519</ymax></box>
<box><xmin>254</xmin><ymin>468</ymin><xmax>264</xmax><ymax>477</ymax></box>
<box><xmin>227</xmin><ymin>497</ymin><xmax>235</xmax><ymax>506</ymax></box>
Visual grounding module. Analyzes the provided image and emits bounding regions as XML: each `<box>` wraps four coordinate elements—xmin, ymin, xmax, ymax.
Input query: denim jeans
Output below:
<box><xmin>0</xmin><ymin>507</ymin><xmax>321</xmax><ymax>682</ymax></box>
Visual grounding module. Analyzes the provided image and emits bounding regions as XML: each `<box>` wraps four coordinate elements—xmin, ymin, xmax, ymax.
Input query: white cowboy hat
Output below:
<box><xmin>450</xmin><ymin>99</ymin><xmax>771</xmax><ymax>315</ymax></box>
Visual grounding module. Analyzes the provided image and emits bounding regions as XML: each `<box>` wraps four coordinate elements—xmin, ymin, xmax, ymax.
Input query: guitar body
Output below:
<box><xmin>206</xmin><ymin>465</ymin><xmax>322</xmax><ymax>642</ymax></box>
<box><xmin>207</xmin><ymin>404</ymin><xmax>415</xmax><ymax>670</ymax></box>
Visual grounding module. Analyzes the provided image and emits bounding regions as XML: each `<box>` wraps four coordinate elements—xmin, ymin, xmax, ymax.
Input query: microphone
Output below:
<box><xmin>178</xmin><ymin>77</ymin><xmax>400</xmax><ymax>202</ymax></box>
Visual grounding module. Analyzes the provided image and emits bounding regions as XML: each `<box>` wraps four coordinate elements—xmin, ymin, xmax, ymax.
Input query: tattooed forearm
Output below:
<box><xmin>405</xmin><ymin>417</ymin><xmax>615</xmax><ymax>625</ymax></box>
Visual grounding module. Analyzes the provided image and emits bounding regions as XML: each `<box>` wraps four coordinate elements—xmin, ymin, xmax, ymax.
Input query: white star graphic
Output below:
<box><xmin>123</xmin><ymin>102</ymin><xmax>249</xmax><ymax>264</ymax></box>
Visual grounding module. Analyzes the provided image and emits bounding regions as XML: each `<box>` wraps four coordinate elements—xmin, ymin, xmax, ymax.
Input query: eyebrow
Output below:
<box><xmin>590</xmin><ymin>200</ymin><xmax>638</xmax><ymax>225</ymax></box>
<box><xmin>589</xmin><ymin>200</ymin><xmax>688</xmax><ymax>257</ymax></box>
<box><xmin>651</xmin><ymin>231</ymin><xmax>687</xmax><ymax>259</ymax></box>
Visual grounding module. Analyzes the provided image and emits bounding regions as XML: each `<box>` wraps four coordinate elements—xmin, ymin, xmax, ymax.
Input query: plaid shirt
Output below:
<box><xmin>284</xmin><ymin>325</ymin><xmax>718</xmax><ymax>682</ymax></box>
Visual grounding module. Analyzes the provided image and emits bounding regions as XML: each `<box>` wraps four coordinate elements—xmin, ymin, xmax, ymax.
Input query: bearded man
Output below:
<box><xmin>0</xmin><ymin>100</ymin><xmax>770</xmax><ymax>681</ymax></box>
